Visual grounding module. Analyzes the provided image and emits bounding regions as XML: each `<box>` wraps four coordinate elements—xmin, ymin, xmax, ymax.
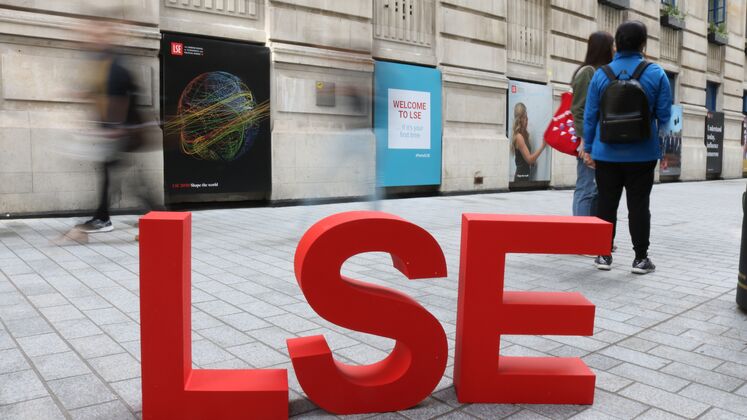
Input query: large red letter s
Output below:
<box><xmin>287</xmin><ymin>211</ymin><xmax>448</xmax><ymax>414</ymax></box>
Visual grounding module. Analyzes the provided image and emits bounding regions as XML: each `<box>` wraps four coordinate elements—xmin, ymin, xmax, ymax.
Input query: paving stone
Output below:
<box><xmin>648</xmin><ymin>345</ymin><xmax>723</xmax><ymax>371</ymax></box>
<box><xmin>89</xmin><ymin>352</ymin><xmax>140</xmax><ymax>382</ymax></box>
<box><xmin>16</xmin><ymin>332</ymin><xmax>69</xmax><ymax>357</ymax></box>
<box><xmin>27</xmin><ymin>293</ymin><xmax>69</xmax><ymax>308</ymax></box>
<box><xmin>54</xmin><ymin>318</ymin><xmax>103</xmax><ymax>340</ymax></box>
<box><xmin>699</xmin><ymin>407</ymin><xmax>747</xmax><ymax>419</ymax></box>
<box><xmin>599</xmin><ymin>346</ymin><xmax>670</xmax><ymax>370</ymax></box>
<box><xmin>635</xmin><ymin>407</ymin><xmax>689</xmax><ymax>419</ymax></box>
<box><xmin>227</xmin><ymin>341</ymin><xmax>289</xmax><ymax>368</ymax></box>
<box><xmin>69</xmin><ymin>399</ymin><xmax>135</xmax><ymax>420</ymax></box>
<box><xmin>69</xmin><ymin>334</ymin><xmax>125</xmax><ymax>359</ymax></box>
<box><xmin>84</xmin><ymin>307</ymin><xmax>132</xmax><ymax>326</ymax></box>
<box><xmin>0</xmin><ymin>396</ymin><xmax>65</xmax><ymax>420</ymax></box>
<box><xmin>0</xmin><ymin>348</ymin><xmax>30</xmax><ymax>374</ymax></box>
<box><xmin>48</xmin><ymin>373</ymin><xmax>116</xmax><ymax>409</ymax></box>
<box><xmin>110</xmin><ymin>377</ymin><xmax>142</xmax><ymax>412</ymax></box>
<box><xmin>0</xmin><ymin>370</ymin><xmax>48</xmax><ymax>405</ymax></box>
<box><xmin>197</xmin><ymin>324</ymin><xmax>254</xmax><ymax>347</ymax></box>
<box><xmin>619</xmin><ymin>383</ymin><xmax>709</xmax><ymax>418</ymax></box>
<box><xmin>661</xmin><ymin>362</ymin><xmax>744</xmax><ymax>392</ymax></box>
<box><xmin>608</xmin><ymin>363</ymin><xmax>689</xmax><ymax>393</ymax></box>
<box><xmin>221</xmin><ymin>312</ymin><xmax>271</xmax><ymax>331</ymax></box>
<box><xmin>31</xmin><ymin>351</ymin><xmax>90</xmax><ymax>380</ymax></box>
<box><xmin>679</xmin><ymin>383</ymin><xmax>747</xmax><ymax>417</ymax></box>
<box><xmin>192</xmin><ymin>339</ymin><xmax>235</xmax><ymax>366</ymax></box>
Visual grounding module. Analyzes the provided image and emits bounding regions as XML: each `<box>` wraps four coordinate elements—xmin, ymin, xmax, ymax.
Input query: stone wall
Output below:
<box><xmin>1</xmin><ymin>0</ymin><xmax>745</xmax><ymax>214</ymax></box>
<box><xmin>0</xmin><ymin>4</ymin><xmax>161</xmax><ymax>215</ymax></box>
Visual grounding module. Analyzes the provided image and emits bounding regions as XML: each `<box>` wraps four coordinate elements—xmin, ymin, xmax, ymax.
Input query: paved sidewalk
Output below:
<box><xmin>1</xmin><ymin>180</ymin><xmax>746</xmax><ymax>419</ymax></box>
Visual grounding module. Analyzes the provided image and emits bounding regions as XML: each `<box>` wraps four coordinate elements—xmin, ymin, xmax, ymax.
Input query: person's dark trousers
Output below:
<box><xmin>594</xmin><ymin>160</ymin><xmax>657</xmax><ymax>259</ymax></box>
<box><xmin>94</xmin><ymin>159</ymin><xmax>118</xmax><ymax>222</ymax></box>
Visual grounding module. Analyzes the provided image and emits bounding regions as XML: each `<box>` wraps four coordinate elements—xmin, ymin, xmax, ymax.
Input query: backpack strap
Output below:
<box><xmin>601</xmin><ymin>65</ymin><xmax>617</xmax><ymax>81</ymax></box>
<box><xmin>632</xmin><ymin>61</ymin><xmax>652</xmax><ymax>80</ymax></box>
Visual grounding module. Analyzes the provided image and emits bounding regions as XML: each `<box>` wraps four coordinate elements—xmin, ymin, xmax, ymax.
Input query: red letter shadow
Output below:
<box><xmin>454</xmin><ymin>215</ymin><xmax>613</xmax><ymax>404</ymax></box>
<box><xmin>139</xmin><ymin>212</ymin><xmax>288</xmax><ymax>419</ymax></box>
<box><xmin>287</xmin><ymin>211</ymin><xmax>448</xmax><ymax>414</ymax></box>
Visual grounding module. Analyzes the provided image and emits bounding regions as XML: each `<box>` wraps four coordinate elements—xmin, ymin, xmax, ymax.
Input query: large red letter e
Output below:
<box><xmin>454</xmin><ymin>214</ymin><xmax>612</xmax><ymax>404</ymax></box>
<box><xmin>288</xmin><ymin>211</ymin><xmax>448</xmax><ymax>414</ymax></box>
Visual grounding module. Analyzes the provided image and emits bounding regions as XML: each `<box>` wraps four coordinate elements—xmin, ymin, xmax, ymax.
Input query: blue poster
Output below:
<box><xmin>374</xmin><ymin>61</ymin><xmax>442</xmax><ymax>187</ymax></box>
<box><xmin>659</xmin><ymin>104</ymin><xmax>682</xmax><ymax>177</ymax></box>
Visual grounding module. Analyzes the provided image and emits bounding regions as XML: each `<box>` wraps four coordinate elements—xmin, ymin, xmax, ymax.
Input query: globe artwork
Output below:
<box><xmin>171</xmin><ymin>71</ymin><xmax>269</xmax><ymax>162</ymax></box>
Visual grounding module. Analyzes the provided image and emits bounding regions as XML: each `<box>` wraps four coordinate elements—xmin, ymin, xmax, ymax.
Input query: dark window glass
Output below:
<box><xmin>708</xmin><ymin>0</ymin><xmax>726</xmax><ymax>24</ymax></box>
<box><xmin>706</xmin><ymin>82</ymin><xmax>719</xmax><ymax>111</ymax></box>
<box><xmin>666</xmin><ymin>72</ymin><xmax>676</xmax><ymax>104</ymax></box>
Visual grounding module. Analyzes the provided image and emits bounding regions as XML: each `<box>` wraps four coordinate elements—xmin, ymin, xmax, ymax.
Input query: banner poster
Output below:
<box><xmin>374</xmin><ymin>61</ymin><xmax>442</xmax><ymax>187</ymax></box>
<box><xmin>705</xmin><ymin>111</ymin><xmax>724</xmax><ymax>175</ymax></box>
<box><xmin>742</xmin><ymin>115</ymin><xmax>747</xmax><ymax>176</ymax></box>
<box><xmin>659</xmin><ymin>105</ymin><xmax>683</xmax><ymax>177</ymax></box>
<box><xmin>161</xmin><ymin>33</ymin><xmax>271</xmax><ymax>197</ymax></box>
<box><xmin>507</xmin><ymin>80</ymin><xmax>553</xmax><ymax>189</ymax></box>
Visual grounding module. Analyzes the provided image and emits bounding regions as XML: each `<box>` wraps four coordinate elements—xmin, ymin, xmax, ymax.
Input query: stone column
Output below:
<box><xmin>679</xmin><ymin>1</ymin><xmax>709</xmax><ymax>181</ymax></box>
<box><xmin>438</xmin><ymin>1</ymin><xmax>508</xmax><ymax>192</ymax></box>
<box><xmin>268</xmin><ymin>1</ymin><xmax>375</xmax><ymax>201</ymax></box>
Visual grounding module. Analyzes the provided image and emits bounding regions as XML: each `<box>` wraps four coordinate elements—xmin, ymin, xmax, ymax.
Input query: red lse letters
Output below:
<box><xmin>139</xmin><ymin>211</ymin><xmax>612</xmax><ymax>419</ymax></box>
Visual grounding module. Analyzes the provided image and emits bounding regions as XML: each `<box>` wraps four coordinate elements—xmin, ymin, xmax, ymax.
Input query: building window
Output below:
<box><xmin>706</xmin><ymin>82</ymin><xmax>720</xmax><ymax>111</ymax></box>
<box><xmin>661</xmin><ymin>0</ymin><xmax>675</xmax><ymax>5</ymax></box>
<box><xmin>666</xmin><ymin>71</ymin><xmax>677</xmax><ymax>103</ymax></box>
<box><xmin>742</xmin><ymin>91</ymin><xmax>747</xmax><ymax>114</ymax></box>
<box><xmin>708</xmin><ymin>0</ymin><xmax>726</xmax><ymax>25</ymax></box>
<box><xmin>598</xmin><ymin>4</ymin><xmax>626</xmax><ymax>34</ymax></box>
<box><xmin>507</xmin><ymin>0</ymin><xmax>546</xmax><ymax>67</ymax></box>
<box><xmin>373</xmin><ymin>0</ymin><xmax>435</xmax><ymax>47</ymax></box>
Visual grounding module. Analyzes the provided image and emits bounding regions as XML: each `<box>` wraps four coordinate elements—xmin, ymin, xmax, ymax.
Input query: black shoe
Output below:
<box><xmin>632</xmin><ymin>258</ymin><xmax>656</xmax><ymax>274</ymax></box>
<box><xmin>595</xmin><ymin>255</ymin><xmax>612</xmax><ymax>270</ymax></box>
<box><xmin>77</xmin><ymin>218</ymin><xmax>113</xmax><ymax>233</ymax></box>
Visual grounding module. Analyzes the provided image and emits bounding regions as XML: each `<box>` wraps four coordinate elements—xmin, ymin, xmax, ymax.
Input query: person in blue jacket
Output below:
<box><xmin>582</xmin><ymin>20</ymin><xmax>672</xmax><ymax>274</ymax></box>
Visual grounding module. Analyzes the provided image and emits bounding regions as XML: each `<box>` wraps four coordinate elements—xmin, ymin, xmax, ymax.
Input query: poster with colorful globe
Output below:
<box><xmin>161</xmin><ymin>34</ymin><xmax>271</xmax><ymax>197</ymax></box>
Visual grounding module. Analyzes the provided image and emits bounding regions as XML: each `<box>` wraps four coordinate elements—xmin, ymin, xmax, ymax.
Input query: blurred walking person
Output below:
<box><xmin>582</xmin><ymin>21</ymin><xmax>672</xmax><ymax>274</ymax></box>
<box><xmin>75</xmin><ymin>19</ymin><xmax>155</xmax><ymax>233</ymax></box>
<box><xmin>571</xmin><ymin>31</ymin><xmax>614</xmax><ymax>217</ymax></box>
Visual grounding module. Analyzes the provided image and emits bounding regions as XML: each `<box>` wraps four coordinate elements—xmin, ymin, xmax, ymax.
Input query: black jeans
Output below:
<box><xmin>594</xmin><ymin>160</ymin><xmax>657</xmax><ymax>259</ymax></box>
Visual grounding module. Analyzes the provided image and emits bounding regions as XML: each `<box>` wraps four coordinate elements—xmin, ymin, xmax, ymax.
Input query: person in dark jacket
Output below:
<box><xmin>582</xmin><ymin>21</ymin><xmax>672</xmax><ymax>274</ymax></box>
<box><xmin>571</xmin><ymin>31</ymin><xmax>615</xmax><ymax>217</ymax></box>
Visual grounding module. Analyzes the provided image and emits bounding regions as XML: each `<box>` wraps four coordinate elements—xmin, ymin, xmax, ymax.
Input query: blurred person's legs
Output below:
<box><xmin>573</xmin><ymin>157</ymin><xmax>598</xmax><ymax>217</ymax></box>
<box><xmin>78</xmin><ymin>158</ymin><xmax>118</xmax><ymax>233</ymax></box>
<box><xmin>594</xmin><ymin>160</ymin><xmax>625</xmax><ymax>269</ymax></box>
<box><xmin>623</xmin><ymin>160</ymin><xmax>657</xmax><ymax>274</ymax></box>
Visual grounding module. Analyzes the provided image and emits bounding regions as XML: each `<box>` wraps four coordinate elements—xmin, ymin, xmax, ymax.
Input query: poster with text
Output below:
<box><xmin>659</xmin><ymin>105</ymin><xmax>683</xmax><ymax>177</ymax></box>
<box><xmin>161</xmin><ymin>33</ymin><xmax>271</xmax><ymax>197</ymax></box>
<box><xmin>507</xmin><ymin>80</ymin><xmax>553</xmax><ymax>188</ymax></box>
<box><xmin>374</xmin><ymin>61</ymin><xmax>442</xmax><ymax>187</ymax></box>
<box><xmin>705</xmin><ymin>111</ymin><xmax>724</xmax><ymax>175</ymax></box>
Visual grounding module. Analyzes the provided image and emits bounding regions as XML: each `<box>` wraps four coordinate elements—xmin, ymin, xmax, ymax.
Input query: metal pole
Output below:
<box><xmin>738</xmin><ymin>184</ymin><xmax>747</xmax><ymax>311</ymax></box>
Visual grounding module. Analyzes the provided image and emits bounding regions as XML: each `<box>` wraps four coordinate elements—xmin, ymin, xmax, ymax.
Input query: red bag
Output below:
<box><xmin>544</xmin><ymin>91</ymin><xmax>580</xmax><ymax>157</ymax></box>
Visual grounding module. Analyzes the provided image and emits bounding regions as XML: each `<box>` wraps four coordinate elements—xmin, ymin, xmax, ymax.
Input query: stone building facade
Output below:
<box><xmin>0</xmin><ymin>0</ymin><xmax>744</xmax><ymax>215</ymax></box>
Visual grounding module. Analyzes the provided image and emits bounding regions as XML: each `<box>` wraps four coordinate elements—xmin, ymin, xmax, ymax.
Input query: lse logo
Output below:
<box><xmin>171</xmin><ymin>42</ymin><xmax>184</xmax><ymax>56</ymax></box>
<box><xmin>511</xmin><ymin>85</ymin><xmax>518</xmax><ymax>93</ymax></box>
<box><xmin>139</xmin><ymin>212</ymin><xmax>612</xmax><ymax>419</ymax></box>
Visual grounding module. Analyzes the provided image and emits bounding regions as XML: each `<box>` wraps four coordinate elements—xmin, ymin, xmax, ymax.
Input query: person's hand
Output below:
<box><xmin>577</xmin><ymin>139</ymin><xmax>586</xmax><ymax>160</ymax></box>
<box><xmin>583</xmin><ymin>153</ymin><xmax>595</xmax><ymax>169</ymax></box>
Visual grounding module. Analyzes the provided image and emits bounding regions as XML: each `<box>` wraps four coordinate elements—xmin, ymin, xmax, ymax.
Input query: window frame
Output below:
<box><xmin>708</xmin><ymin>0</ymin><xmax>726</xmax><ymax>25</ymax></box>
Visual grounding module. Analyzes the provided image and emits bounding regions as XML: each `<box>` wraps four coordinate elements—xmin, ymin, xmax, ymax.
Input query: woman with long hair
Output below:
<box><xmin>512</xmin><ymin>102</ymin><xmax>546</xmax><ymax>182</ymax></box>
<box><xmin>571</xmin><ymin>31</ymin><xmax>615</xmax><ymax>216</ymax></box>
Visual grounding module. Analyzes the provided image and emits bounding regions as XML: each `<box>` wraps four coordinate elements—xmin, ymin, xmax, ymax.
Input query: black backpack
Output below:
<box><xmin>599</xmin><ymin>61</ymin><xmax>652</xmax><ymax>144</ymax></box>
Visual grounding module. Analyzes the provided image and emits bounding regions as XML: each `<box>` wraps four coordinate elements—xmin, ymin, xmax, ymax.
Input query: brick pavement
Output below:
<box><xmin>0</xmin><ymin>179</ymin><xmax>746</xmax><ymax>419</ymax></box>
